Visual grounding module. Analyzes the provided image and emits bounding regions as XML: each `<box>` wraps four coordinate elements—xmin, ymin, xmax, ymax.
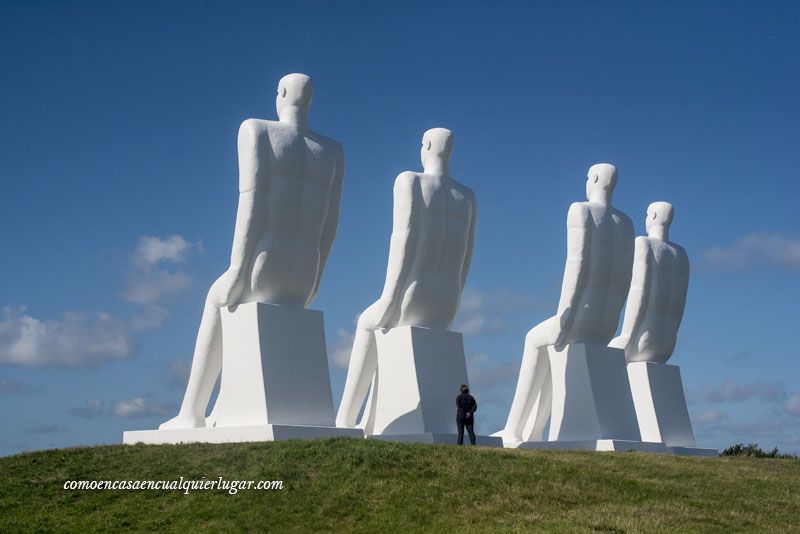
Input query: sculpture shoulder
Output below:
<box><xmin>671</xmin><ymin>242</ymin><xmax>690</xmax><ymax>271</ymax></box>
<box><xmin>308</xmin><ymin>131</ymin><xmax>344</xmax><ymax>155</ymax></box>
<box><xmin>634</xmin><ymin>236</ymin><xmax>653</xmax><ymax>258</ymax></box>
<box><xmin>238</xmin><ymin>118</ymin><xmax>275</xmax><ymax>138</ymax></box>
<box><xmin>566</xmin><ymin>202</ymin><xmax>590</xmax><ymax>228</ymax></box>
<box><xmin>394</xmin><ymin>171</ymin><xmax>420</xmax><ymax>193</ymax></box>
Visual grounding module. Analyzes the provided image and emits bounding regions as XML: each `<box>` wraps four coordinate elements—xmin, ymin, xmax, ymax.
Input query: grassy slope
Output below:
<box><xmin>1</xmin><ymin>438</ymin><xmax>798</xmax><ymax>533</ymax></box>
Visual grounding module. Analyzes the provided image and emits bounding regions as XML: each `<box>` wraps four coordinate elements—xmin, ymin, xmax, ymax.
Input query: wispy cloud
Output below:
<box><xmin>165</xmin><ymin>357</ymin><xmax>191</xmax><ymax>390</ymax></box>
<box><xmin>329</xmin><ymin>328</ymin><xmax>355</xmax><ymax>369</ymax></box>
<box><xmin>454</xmin><ymin>287</ymin><xmax>544</xmax><ymax>336</ymax></box>
<box><xmin>702</xmin><ymin>233</ymin><xmax>800</xmax><ymax>271</ymax></box>
<box><xmin>0</xmin><ymin>306</ymin><xmax>135</xmax><ymax>367</ymax></box>
<box><xmin>689</xmin><ymin>380</ymin><xmax>786</xmax><ymax>404</ymax></box>
<box><xmin>68</xmin><ymin>399</ymin><xmax>104</xmax><ymax>419</ymax></box>
<box><xmin>466</xmin><ymin>352</ymin><xmax>519</xmax><ymax>390</ymax></box>
<box><xmin>0</xmin><ymin>378</ymin><xmax>25</xmax><ymax>393</ymax></box>
<box><xmin>787</xmin><ymin>394</ymin><xmax>800</xmax><ymax>417</ymax></box>
<box><xmin>693</xmin><ymin>408</ymin><xmax>729</xmax><ymax>424</ymax></box>
<box><xmin>22</xmin><ymin>424</ymin><xmax>67</xmax><ymax>434</ymax></box>
<box><xmin>110</xmin><ymin>397</ymin><xmax>175</xmax><ymax>419</ymax></box>
<box><xmin>124</xmin><ymin>235</ymin><xmax>202</xmax><ymax>329</ymax></box>
<box><xmin>0</xmin><ymin>235</ymin><xmax>200</xmax><ymax>368</ymax></box>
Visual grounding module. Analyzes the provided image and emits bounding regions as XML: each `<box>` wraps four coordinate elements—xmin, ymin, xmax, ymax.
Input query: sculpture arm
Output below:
<box><xmin>310</xmin><ymin>143</ymin><xmax>345</xmax><ymax>303</ymax></box>
<box><xmin>610</xmin><ymin>237</ymin><xmax>651</xmax><ymax>351</ymax></box>
<box><xmin>373</xmin><ymin>172</ymin><xmax>419</xmax><ymax>327</ymax></box>
<box><xmin>459</xmin><ymin>190</ymin><xmax>478</xmax><ymax>292</ymax></box>
<box><xmin>220</xmin><ymin>120</ymin><xmax>269</xmax><ymax>305</ymax></box>
<box><xmin>554</xmin><ymin>203</ymin><xmax>590</xmax><ymax>346</ymax></box>
<box><xmin>673</xmin><ymin>245</ymin><xmax>690</xmax><ymax>329</ymax></box>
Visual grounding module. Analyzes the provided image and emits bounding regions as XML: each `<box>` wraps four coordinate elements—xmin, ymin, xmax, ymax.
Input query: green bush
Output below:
<box><xmin>721</xmin><ymin>443</ymin><xmax>798</xmax><ymax>459</ymax></box>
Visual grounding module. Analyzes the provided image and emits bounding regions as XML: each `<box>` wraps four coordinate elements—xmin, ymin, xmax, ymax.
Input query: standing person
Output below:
<box><xmin>456</xmin><ymin>385</ymin><xmax>477</xmax><ymax>445</ymax></box>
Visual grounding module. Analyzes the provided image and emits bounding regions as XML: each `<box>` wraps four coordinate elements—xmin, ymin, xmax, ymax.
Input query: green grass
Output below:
<box><xmin>1</xmin><ymin>438</ymin><xmax>798</xmax><ymax>532</ymax></box>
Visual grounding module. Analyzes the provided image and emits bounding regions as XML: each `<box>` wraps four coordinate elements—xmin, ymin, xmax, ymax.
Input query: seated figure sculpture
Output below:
<box><xmin>336</xmin><ymin>128</ymin><xmax>477</xmax><ymax>429</ymax></box>
<box><xmin>161</xmin><ymin>73</ymin><xmax>345</xmax><ymax>430</ymax></box>
<box><xmin>501</xmin><ymin>163</ymin><xmax>635</xmax><ymax>442</ymax></box>
<box><xmin>609</xmin><ymin>202</ymin><xmax>689</xmax><ymax>362</ymax></box>
<box><xmin>610</xmin><ymin>202</ymin><xmax>695</xmax><ymax>448</ymax></box>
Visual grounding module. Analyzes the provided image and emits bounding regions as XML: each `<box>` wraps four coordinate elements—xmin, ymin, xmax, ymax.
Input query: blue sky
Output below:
<box><xmin>1</xmin><ymin>0</ymin><xmax>798</xmax><ymax>456</ymax></box>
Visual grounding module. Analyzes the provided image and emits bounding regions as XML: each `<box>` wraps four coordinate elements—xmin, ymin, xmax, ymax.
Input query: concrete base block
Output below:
<box><xmin>367</xmin><ymin>326</ymin><xmax>469</xmax><ymax>437</ymax></box>
<box><xmin>627</xmin><ymin>361</ymin><xmax>695</xmax><ymax>447</ymax></box>
<box><xmin>547</xmin><ymin>344</ymin><xmax>641</xmax><ymax>442</ymax></box>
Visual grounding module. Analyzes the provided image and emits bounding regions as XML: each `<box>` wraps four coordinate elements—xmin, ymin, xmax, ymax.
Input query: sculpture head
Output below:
<box><xmin>585</xmin><ymin>163</ymin><xmax>617</xmax><ymax>204</ymax></box>
<box><xmin>421</xmin><ymin>128</ymin><xmax>454</xmax><ymax>174</ymax></box>
<box><xmin>276</xmin><ymin>73</ymin><xmax>313</xmax><ymax>124</ymax></box>
<box><xmin>646</xmin><ymin>201</ymin><xmax>674</xmax><ymax>239</ymax></box>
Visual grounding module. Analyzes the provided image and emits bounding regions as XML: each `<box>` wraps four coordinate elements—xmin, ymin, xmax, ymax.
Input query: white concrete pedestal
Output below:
<box><xmin>123</xmin><ymin>302</ymin><xmax>362</xmax><ymax>444</ymax></box>
<box><xmin>363</xmin><ymin>326</ymin><xmax>501</xmax><ymax>446</ymax></box>
<box><xmin>627</xmin><ymin>361</ymin><xmax>695</xmax><ymax>447</ymax></box>
<box><xmin>547</xmin><ymin>344</ymin><xmax>641</xmax><ymax>442</ymax></box>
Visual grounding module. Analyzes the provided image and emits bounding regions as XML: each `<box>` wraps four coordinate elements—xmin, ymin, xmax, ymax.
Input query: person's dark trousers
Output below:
<box><xmin>457</xmin><ymin>416</ymin><xmax>476</xmax><ymax>445</ymax></box>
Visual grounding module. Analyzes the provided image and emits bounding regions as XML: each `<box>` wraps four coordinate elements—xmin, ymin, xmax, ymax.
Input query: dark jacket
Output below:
<box><xmin>456</xmin><ymin>392</ymin><xmax>477</xmax><ymax>420</ymax></box>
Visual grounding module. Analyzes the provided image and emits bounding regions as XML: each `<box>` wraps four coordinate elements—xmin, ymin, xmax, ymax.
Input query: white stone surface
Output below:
<box><xmin>627</xmin><ymin>361</ymin><xmax>695</xmax><ymax>447</ymax></box>
<box><xmin>336</xmin><ymin>128</ymin><xmax>477</xmax><ymax>429</ymax></box>
<box><xmin>546</xmin><ymin>344</ymin><xmax>641</xmax><ymax>442</ymax></box>
<box><xmin>123</xmin><ymin>424</ymin><xmax>363</xmax><ymax>445</ymax></box>
<box><xmin>159</xmin><ymin>73</ymin><xmax>345</xmax><ymax>430</ymax></box>
<box><xmin>125</xmin><ymin>303</ymin><xmax>353</xmax><ymax>442</ymax></box>
<box><xmin>209</xmin><ymin>302</ymin><xmax>335</xmax><ymax>427</ymax></box>
<box><xmin>610</xmin><ymin>201</ymin><xmax>690</xmax><ymax>363</ymax></box>
<box><xmin>502</xmin><ymin>164</ymin><xmax>635</xmax><ymax>442</ymax></box>
<box><xmin>363</xmin><ymin>326</ymin><xmax>469</xmax><ymax>436</ymax></box>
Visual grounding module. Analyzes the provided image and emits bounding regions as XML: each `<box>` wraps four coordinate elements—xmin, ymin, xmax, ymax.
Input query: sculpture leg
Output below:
<box><xmin>160</xmin><ymin>299</ymin><xmax>223</xmax><ymax>430</ymax></box>
<box><xmin>336</xmin><ymin>314</ymin><xmax>379</xmax><ymax>428</ymax></box>
<box><xmin>503</xmin><ymin>317</ymin><xmax>555</xmax><ymax>441</ymax></box>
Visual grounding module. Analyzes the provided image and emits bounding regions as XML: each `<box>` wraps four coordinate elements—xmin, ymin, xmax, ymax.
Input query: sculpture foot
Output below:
<box><xmin>159</xmin><ymin>412</ymin><xmax>206</xmax><ymax>430</ymax></box>
<box><xmin>335</xmin><ymin>414</ymin><xmax>356</xmax><ymax>429</ymax></box>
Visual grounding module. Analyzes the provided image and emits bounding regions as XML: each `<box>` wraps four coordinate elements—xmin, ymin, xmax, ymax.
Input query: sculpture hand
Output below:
<box><xmin>216</xmin><ymin>267</ymin><xmax>247</xmax><ymax>307</ymax></box>
<box><xmin>608</xmin><ymin>335</ymin><xmax>629</xmax><ymax>350</ymax></box>
<box><xmin>553</xmin><ymin>307</ymin><xmax>574</xmax><ymax>349</ymax></box>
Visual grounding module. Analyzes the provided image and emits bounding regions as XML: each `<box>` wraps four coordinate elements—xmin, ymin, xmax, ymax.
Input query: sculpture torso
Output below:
<box><xmin>241</xmin><ymin>119</ymin><xmax>342</xmax><ymax>307</ymax></box>
<box><xmin>563</xmin><ymin>201</ymin><xmax>634</xmax><ymax>345</ymax></box>
<box><xmin>627</xmin><ymin>237</ymin><xmax>689</xmax><ymax>363</ymax></box>
<box><xmin>393</xmin><ymin>173</ymin><xmax>476</xmax><ymax>329</ymax></box>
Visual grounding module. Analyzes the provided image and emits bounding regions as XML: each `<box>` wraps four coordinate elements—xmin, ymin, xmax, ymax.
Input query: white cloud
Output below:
<box><xmin>0</xmin><ymin>378</ymin><xmax>25</xmax><ymax>392</ymax></box>
<box><xmin>691</xmin><ymin>380</ymin><xmax>786</xmax><ymax>404</ymax></box>
<box><xmin>0</xmin><ymin>306</ymin><xmax>135</xmax><ymax>367</ymax></box>
<box><xmin>68</xmin><ymin>399</ymin><xmax>104</xmax><ymax>419</ymax></box>
<box><xmin>329</xmin><ymin>328</ymin><xmax>355</xmax><ymax>369</ymax></box>
<box><xmin>694</xmin><ymin>408</ymin><xmax>729</xmax><ymax>424</ymax></box>
<box><xmin>165</xmin><ymin>357</ymin><xmax>191</xmax><ymax>389</ymax></box>
<box><xmin>466</xmin><ymin>352</ymin><xmax>519</xmax><ymax>390</ymax></box>
<box><xmin>111</xmin><ymin>397</ymin><xmax>174</xmax><ymax>419</ymax></box>
<box><xmin>124</xmin><ymin>235</ymin><xmax>201</xmax><ymax>307</ymax></box>
<box><xmin>702</xmin><ymin>233</ymin><xmax>800</xmax><ymax>271</ymax></box>
<box><xmin>454</xmin><ymin>287</ymin><xmax>544</xmax><ymax>337</ymax></box>
<box><xmin>787</xmin><ymin>394</ymin><xmax>800</xmax><ymax>417</ymax></box>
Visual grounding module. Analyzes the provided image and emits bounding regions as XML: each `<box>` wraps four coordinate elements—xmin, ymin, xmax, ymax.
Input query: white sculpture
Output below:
<box><xmin>336</xmin><ymin>128</ymin><xmax>477</xmax><ymax>431</ymax></box>
<box><xmin>609</xmin><ymin>202</ymin><xmax>689</xmax><ymax>362</ymax></box>
<box><xmin>502</xmin><ymin>163</ymin><xmax>635</xmax><ymax>443</ymax></box>
<box><xmin>611</xmin><ymin>202</ymin><xmax>696</xmax><ymax>448</ymax></box>
<box><xmin>160</xmin><ymin>73</ymin><xmax>345</xmax><ymax>430</ymax></box>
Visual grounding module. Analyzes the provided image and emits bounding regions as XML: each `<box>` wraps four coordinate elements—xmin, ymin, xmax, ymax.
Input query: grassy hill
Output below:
<box><xmin>1</xmin><ymin>438</ymin><xmax>798</xmax><ymax>532</ymax></box>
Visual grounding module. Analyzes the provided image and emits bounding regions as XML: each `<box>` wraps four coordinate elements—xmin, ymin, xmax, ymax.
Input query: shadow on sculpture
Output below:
<box><xmin>501</xmin><ymin>163</ymin><xmax>637</xmax><ymax>444</ymax></box>
<box><xmin>126</xmin><ymin>73</ymin><xmax>351</xmax><ymax>443</ymax></box>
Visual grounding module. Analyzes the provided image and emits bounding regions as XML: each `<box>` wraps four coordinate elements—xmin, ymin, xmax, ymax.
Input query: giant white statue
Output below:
<box><xmin>610</xmin><ymin>202</ymin><xmax>696</xmax><ymax>448</ymax></box>
<box><xmin>336</xmin><ymin>128</ymin><xmax>491</xmax><ymax>444</ymax></box>
<box><xmin>149</xmin><ymin>73</ymin><xmax>346</xmax><ymax>436</ymax></box>
<box><xmin>501</xmin><ymin>163</ymin><xmax>640</xmax><ymax>446</ymax></box>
